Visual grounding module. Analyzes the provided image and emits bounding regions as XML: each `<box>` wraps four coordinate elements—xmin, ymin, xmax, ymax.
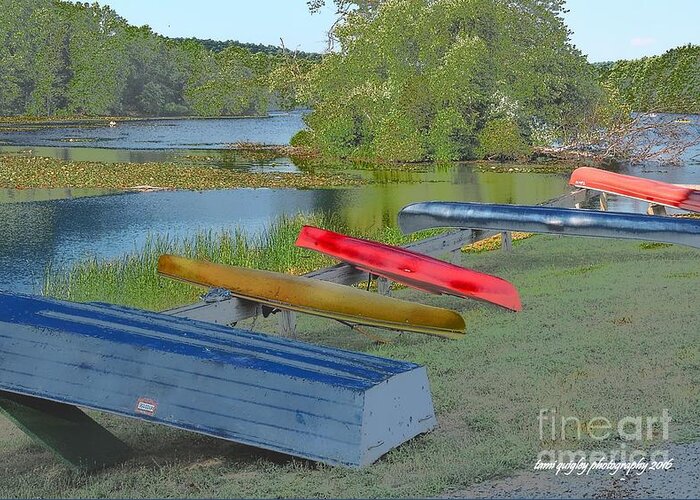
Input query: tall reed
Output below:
<box><xmin>42</xmin><ymin>212</ymin><xmax>431</xmax><ymax>311</ymax></box>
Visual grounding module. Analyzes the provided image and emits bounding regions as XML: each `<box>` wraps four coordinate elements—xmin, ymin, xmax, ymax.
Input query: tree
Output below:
<box><xmin>602</xmin><ymin>44</ymin><xmax>700</xmax><ymax>114</ymax></box>
<box><xmin>121</xmin><ymin>26</ymin><xmax>195</xmax><ymax>116</ymax></box>
<box><xmin>25</xmin><ymin>5</ymin><xmax>71</xmax><ymax>116</ymax></box>
<box><xmin>0</xmin><ymin>0</ymin><xmax>287</xmax><ymax>117</ymax></box>
<box><xmin>0</xmin><ymin>0</ymin><xmax>53</xmax><ymax>114</ymax></box>
<box><xmin>185</xmin><ymin>46</ymin><xmax>270</xmax><ymax>116</ymax></box>
<box><xmin>299</xmin><ymin>0</ymin><xmax>599</xmax><ymax>161</ymax></box>
<box><xmin>63</xmin><ymin>2</ymin><xmax>130</xmax><ymax>115</ymax></box>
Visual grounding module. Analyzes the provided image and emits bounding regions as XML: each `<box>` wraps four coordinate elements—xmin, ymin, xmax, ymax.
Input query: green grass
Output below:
<box><xmin>3</xmin><ymin>233</ymin><xmax>698</xmax><ymax>498</ymax></box>
<box><xmin>42</xmin><ymin>213</ymin><xmax>436</xmax><ymax>311</ymax></box>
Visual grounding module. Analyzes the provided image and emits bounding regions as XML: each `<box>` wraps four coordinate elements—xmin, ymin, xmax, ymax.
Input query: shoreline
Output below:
<box><xmin>234</xmin><ymin>142</ymin><xmax>588</xmax><ymax>172</ymax></box>
<box><xmin>0</xmin><ymin>147</ymin><xmax>582</xmax><ymax>192</ymax></box>
<box><xmin>0</xmin><ymin>113</ymin><xmax>294</xmax><ymax>128</ymax></box>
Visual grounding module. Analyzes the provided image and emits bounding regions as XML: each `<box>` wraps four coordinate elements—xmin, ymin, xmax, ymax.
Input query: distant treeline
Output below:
<box><xmin>599</xmin><ymin>44</ymin><xmax>700</xmax><ymax>114</ymax></box>
<box><xmin>177</xmin><ymin>38</ymin><xmax>323</xmax><ymax>61</ymax></box>
<box><xmin>0</xmin><ymin>0</ymin><xmax>319</xmax><ymax>117</ymax></box>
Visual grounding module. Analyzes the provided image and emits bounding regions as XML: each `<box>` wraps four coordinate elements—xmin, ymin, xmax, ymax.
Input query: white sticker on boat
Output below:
<box><xmin>135</xmin><ymin>397</ymin><xmax>158</xmax><ymax>416</ymax></box>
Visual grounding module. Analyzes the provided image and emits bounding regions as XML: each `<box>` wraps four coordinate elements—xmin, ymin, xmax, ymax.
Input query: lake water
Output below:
<box><xmin>0</xmin><ymin>111</ymin><xmax>306</xmax><ymax>150</ymax></box>
<box><xmin>0</xmin><ymin>168</ymin><xmax>570</xmax><ymax>293</ymax></box>
<box><xmin>1</xmin><ymin>112</ymin><xmax>699</xmax><ymax>294</ymax></box>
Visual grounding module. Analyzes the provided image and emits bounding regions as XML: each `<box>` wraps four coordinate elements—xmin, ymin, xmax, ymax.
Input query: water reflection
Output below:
<box><xmin>0</xmin><ymin>188</ymin><xmax>121</xmax><ymax>204</ymax></box>
<box><xmin>0</xmin><ymin>167</ymin><xmax>570</xmax><ymax>294</ymax></box>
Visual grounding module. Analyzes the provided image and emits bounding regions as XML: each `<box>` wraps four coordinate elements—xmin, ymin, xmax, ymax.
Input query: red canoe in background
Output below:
<box><xmin>569</xmin><ymin>167</ymin><xmax>700</xmax><ymax>212</ymax></box>
<box><xmin>295</xmin><ymin>226</ymin><xmax>522</xmax><ymax>312</ymax></box>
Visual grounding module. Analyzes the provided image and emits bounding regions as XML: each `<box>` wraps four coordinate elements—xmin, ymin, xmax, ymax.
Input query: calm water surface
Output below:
<box><xmin>0</xmin><ymin>111</ymin><xmax>306</xmax><ymax>150</ymax></box>
<box><xmin>1</xmin><ymin>112</ymin><xmax>698</xmax><ymax>294</ymax></box>
<box><xmin>0</xmin><ymin>167</ymin><xmax>570</xmax><ymax>293</ymax></box>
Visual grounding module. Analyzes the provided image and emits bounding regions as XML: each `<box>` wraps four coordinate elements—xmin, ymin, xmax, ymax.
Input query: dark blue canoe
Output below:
<box><xmin>0</xmin><ymin>292</ymin><xmax>436</xmax><ymax>467</ymax></box>
<box><xmin>398</xmin><ymin>202</ymin><xmax>700</xmax><ymax>249</ymax></box>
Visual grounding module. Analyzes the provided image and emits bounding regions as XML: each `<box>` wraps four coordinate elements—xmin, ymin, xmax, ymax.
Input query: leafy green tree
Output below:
<box><xmin>300</xmin><ymin>0</ymin><xmax>598</xmax><ymax>161</ymax></box>
<box><xmin>185</xmin><ymin>46</ymin><xmax>270</xmax><ymax>116</ymax></box>
<box><xmin>63</xmin><ymin>2</ymin><xmax>130</xmax><ymax>115</ymax></box>
<box><xmin>268</xmin><ymin>48</ymin><xmax>319</xmax><ymax>110</ymax></box>
<box><xmin>0</xmin><ymin>23</ymin><xmax>25</xmax><ymax>113</ymax></box>
<box><xmin>0</xmin><ymin>0</ymin><xmax>53</xmax><ymax>114</ymax></box>
<box><xmin>602</xmin><ymin>44</ymin><xmax>700</xmax><ymax>114</ymax></box>
<box><xmin>476</xmin><ymin>117</ymin><xmax>532</xmax><ymax>160</ymax></box>
<box><xmin>25</xmin><ymin>5</ymin><xmax>71</xmax><ymax>116</ymax></box>
<box><xmin>121</xmin><ymin>26</ymin><xmax>195</xmax><ymax>116</ymax></box>
<box><xmin>0</xmin><ymin>0</ymin><xmax>291</xmax><ymax>117</ymax></box>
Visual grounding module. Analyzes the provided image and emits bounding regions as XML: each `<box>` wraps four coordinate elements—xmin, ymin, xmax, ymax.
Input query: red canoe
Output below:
<box><xmin>295</xmin><ymin>225</ymin><xmax>522</xmax><ymax>312</ymax></box>
<box><xmin>569</xmin><ymin>167</ymin><xmax>700</xmax><ymax>212</ymax></box>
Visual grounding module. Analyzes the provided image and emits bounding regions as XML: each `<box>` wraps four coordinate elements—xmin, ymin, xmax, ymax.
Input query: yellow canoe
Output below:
<box><xmin>158</xmin><ymin>254</ymin><xmax>466</xmax><ymax>339</ymax></box>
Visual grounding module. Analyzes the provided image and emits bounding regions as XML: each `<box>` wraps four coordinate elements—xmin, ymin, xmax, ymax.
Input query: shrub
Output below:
<box><xmin>476</xmin><ymin>118</ymin><xmax>532</xmax><ymax>161</ymax></box>
<box><xmin>290</xmin><ymin>129</ymin><xmax>313</xmax><ymax>147</ymax></box>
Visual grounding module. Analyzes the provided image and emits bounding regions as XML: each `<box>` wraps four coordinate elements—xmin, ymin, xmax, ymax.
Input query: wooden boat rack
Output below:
<box><xmin>165</xmin><ymin>189</ymin><xmax>591</xmax><ymax>336</ymax></box>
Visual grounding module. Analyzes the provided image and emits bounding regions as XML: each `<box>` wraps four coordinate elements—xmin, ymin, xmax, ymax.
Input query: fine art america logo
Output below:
<box><xmin>534</xmin><ymin>408</ymin><xmax>674</xmax><ymax>477</ymax></box>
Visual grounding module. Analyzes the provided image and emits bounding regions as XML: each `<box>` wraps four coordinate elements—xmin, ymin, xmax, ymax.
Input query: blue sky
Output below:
<box><xmin>564</xmin><ymin>0</ymin><xmax>700</xmax><ymax>61</ymax></box>
<box><xmin>98</xmin><ymin>0</ymin><xmax>700</xmax><ymax>62</ymax></box>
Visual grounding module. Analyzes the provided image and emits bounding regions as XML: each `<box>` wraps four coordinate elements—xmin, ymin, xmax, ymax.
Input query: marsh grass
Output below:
<box><xmin>42</xmin><ymin>212</ymin><xmax>434</xmax><ymax>311</ymax></box>
<box><xmin>0</xmin><ymin>154</ymin><xmax>365</xmax><ymax>190</ymax></box>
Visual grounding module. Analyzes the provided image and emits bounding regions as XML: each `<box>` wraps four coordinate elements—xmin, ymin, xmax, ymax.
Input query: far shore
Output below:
<box><xmin>0</xmin><ymin>145</ymin><xmax>588</xmax><ymax>193</ymax></box>
<box><xmin>0</xmin><ymin>112</ymin><xmax>296</xmax><ymax>127</ymax></box>
<box><xmin>0</xmin><ymin>154</ymin><xmax>366</xmax><ymax>191</ymax></box>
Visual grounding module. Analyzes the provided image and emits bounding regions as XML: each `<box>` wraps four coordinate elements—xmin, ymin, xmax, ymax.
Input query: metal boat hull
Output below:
<box><xmin>295</xmin><ymin>225</ymin><xmax>522</xmax><ymax>311</ymax></box>
<box><xmin>398</xmin><ymin>202</ymin><xmax>700</xmax><ymax>249</ymax></box>
<box><xmin>569</xmin><ymin>167</ymin><xmax>700</xmax><ymax>212</ymax></box>
<box><xmin>0</xmin><ymin>292</ymin><xmax>437</xmax><ymax>467</ymax></box>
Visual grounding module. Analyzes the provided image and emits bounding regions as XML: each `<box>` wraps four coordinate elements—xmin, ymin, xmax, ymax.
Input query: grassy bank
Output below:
<box><xmin>0</xmin><ymin>154</ymin><xmax>365</xmax><ymax>190</ymax></box>
<box><xmin>42</xmin><ymin>213</ymin><xmax>431</xmax><ymax>311</ymax></box>
<box><xmin>2</xmin><ymin>232</ymin><xmax>698</xmax><ymax>498</ymax></box>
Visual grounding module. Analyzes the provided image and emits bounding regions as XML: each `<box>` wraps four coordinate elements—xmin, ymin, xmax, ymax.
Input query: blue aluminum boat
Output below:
<box><xmin>0</xmin><ymin>292</ymin><xmax>437</xmax><ymax>467</ymax></box>
<box><xmin>398</xmin><ymin>202</ymin><xmax>700</xmax><ymax>249</ymax></box>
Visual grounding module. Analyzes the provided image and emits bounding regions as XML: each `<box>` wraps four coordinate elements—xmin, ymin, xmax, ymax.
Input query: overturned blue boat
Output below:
<box><xmin>0</xmin><ymin>292</ymin><xmax>437</xmax><ymax>468</ymax></box>
<box><xmin>398</xmin><ymin>202</ymin><xmax>700</xmax><ymax>249</ymax></box>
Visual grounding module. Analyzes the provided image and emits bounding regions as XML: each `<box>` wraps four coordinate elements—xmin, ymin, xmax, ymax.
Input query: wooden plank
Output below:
<box><xmin>403</xmin><ymin>229</ymin><xmax>478</xmax><ymax>256</ymax></box>
<box><xmin>0</xmin><ymin>390</ymin><xmax>129</xmax><ymax>471</ymax></box>
<box><xmin>165</xmin><ymin>294</ymin><xmax>258</xmax><ymax>325</ymax></box>
<box><xmin>501</xmin><ymin>231</ymin><xmax>513</xmax><ymax>251</ymax></box>
<box><xmin>304</xmin><ymin>261</ymin><xmax>368</xmax><ymax>285</ymax></box>
<box><xmin>377</xmin><ymin>277</ymin><xmax>391</xmax><ymax>296</ymax></box>
<box><xmin>277</xmin><ymin>310</ymin><xmax>297</xmax><ymax>337</ymax></box>
<box><xmin>647</xmin><ymin>203</ymin><xmax>668</xmax><ymax>216</ymax></box>
<box><xmin>545</xmin><ymin>188</ymin><xmax>588</xmax><ymax>208</ymax></box>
